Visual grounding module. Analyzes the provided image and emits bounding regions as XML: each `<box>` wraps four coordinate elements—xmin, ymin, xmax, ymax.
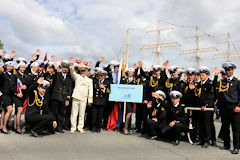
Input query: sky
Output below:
<box><xmin>0</xmin><ymin>0</ymin><xmax>240</xmax><ymax>74</ymax></box>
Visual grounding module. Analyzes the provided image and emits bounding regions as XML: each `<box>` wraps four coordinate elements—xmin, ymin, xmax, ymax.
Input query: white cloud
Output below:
<box><xmin>0</xmin><ymin>0</ymin><xmax>240</xmax><ymax>74</ymax></box>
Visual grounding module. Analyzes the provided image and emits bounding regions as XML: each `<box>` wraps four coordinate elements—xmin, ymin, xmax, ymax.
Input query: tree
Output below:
<box><xmin>0</xmin><ymin>40</ymin><xmax>4</xmax><ymax>50</ymax></box>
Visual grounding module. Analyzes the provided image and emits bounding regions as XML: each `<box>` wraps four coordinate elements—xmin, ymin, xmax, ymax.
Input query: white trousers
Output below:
<box><xmin>70</xmin><ymin>98</ymin><xmax>87</xmax><ymax>131</ymax></box>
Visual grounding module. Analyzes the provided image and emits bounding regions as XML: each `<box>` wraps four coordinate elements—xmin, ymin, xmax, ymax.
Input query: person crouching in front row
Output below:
<box><xmin>162</xmin><ymin>91</ymin><xmax>188</xmax><ymax>146</ymax></box>
<box><xmin>25</xmin><ymin>78</ymin><xmax>57</xmax><ymax>137</ymax></box>
<box><xmin>144</xmin><ymin>90</ymin><xmax>167</xmax><ymax>140</ymax></box>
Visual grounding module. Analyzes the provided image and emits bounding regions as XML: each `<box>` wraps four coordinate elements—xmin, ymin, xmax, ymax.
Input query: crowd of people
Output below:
<box><xmin>0</xmin><ymin>50</ymin><xmax>240</xmax><ymax>154</ymax></box>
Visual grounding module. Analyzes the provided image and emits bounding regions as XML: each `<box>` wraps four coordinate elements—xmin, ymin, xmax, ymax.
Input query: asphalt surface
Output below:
<box><xmin>0</xmin><ymin>115</ymin><xmax>239</xmax><ymax>160</ymax></box>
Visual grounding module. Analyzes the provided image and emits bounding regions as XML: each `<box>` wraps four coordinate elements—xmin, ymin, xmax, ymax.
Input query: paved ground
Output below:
<box><xmin>0</xmin><ymin>115</ymin><xmax>239</xmax><ymax>160</ymax></box>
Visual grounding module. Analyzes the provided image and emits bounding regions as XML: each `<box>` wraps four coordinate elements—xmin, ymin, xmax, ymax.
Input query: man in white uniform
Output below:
<box><xmin>69</xmin><ymin>58</ymin><xmax>93</xmax><ymax>134</ymax></box>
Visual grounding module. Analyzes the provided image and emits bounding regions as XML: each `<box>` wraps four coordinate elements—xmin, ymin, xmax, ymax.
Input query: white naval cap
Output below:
<box><xmin>185</xmin><ymin>67</ymin><xmax>197</xmax><ymax>75</ymax></box>
<box><xmin>4</xmin><ymin>61</ymin><xmax>15</xmax><ymax>67</ymax></box>
<box><xmin>16</xmin><ymin>62</ymin><xmax>26</xmax><ymax>69</ymax></box>
<box><xmin>169</xmin><ymin>65</ymin><xmax>178</xmax><ymax>73</ymax></box>
<box><xmin>40</xmin><ymin>80</ymin><xmax>50</xmax><ymax>89</ymax></box>
<box><xmin>169</xmin><ymin>90</ymin><xmax>182</xmax><ymax>99</ymax></box>
<box><xmin>30</xmin><ymin>62</ymin><xmax>39</xmax><ymax>68</ymax></box>
<box><xmin>199</xmin><ymin>66</ymin><xmax>210</xmax><ymax>75</ymax></box>
<box><xmin>16</xmin><ymin>57</ymin><xmax>27</xmax><ymax>64</ymax></box>
<box><xmin>155</xmin><ymin>90</ymin><xmax>166</xmax><ymax>99</ymax></box>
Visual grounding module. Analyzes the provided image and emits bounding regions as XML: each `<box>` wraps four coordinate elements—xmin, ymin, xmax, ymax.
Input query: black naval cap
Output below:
<box><xmin>222</xmin><ymin>62</ymin><xmax>236</xmax><ymax>71</ymax></box>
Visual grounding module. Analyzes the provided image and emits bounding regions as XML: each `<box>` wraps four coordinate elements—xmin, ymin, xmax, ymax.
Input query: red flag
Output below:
<box><xmin>43</xmin><ymin>50</ymin><xmax>48</xmax><ymax>61</ymax></box>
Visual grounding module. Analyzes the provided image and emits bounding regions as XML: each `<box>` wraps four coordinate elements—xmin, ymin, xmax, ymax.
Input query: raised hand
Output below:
<box><xmin>133</xmin><ymin>63</ymin><xmax>137</xmax><ymax>70</ymax></box>
<box><xmin>11</xmin><ymin>50</ymin><xmax>16</xmax><ymax>58</ymax></box>
<box><xmin>214</xmin><ymin>66</ymin><xmax>220</xmax><ymax>75</ymax></box>
<box><xmin>189</xmin><ymin>81</ymin><xmax>196</xmax><ymax>90</ymax></box>
<box><xmin>31</xmin><ymin>53</ymin><xmax>37</xmax><ymax>61</ymax></box>
<box><xmin>37</xmin><ymin>77</ymin><xmax>44</xmax><ymax>84</ymax></box>
<box><xmin>36</xmin><ymin>49</ymin><xmax>41</xmax><ymax>56</ymax></box>
<box><xmin>0</xmin><ymin>50</ymin><xmax>6</xmax><ymax>56</ymax></box>
<box><xmin>98</xmin><ymin>56</ymin><xmax>104</xmax><ymax>62</ymax></box>
<box><xmin>70</xmin><ymin>57</ymin><xmax>75</xmax><ymax>65</ymax></box>
<box><xmin>50</xmin><ymin>55</ymin><xmax>55</xmax><ymax>61</ymax></box>
<box><xmin>138</xmin><ymin>61</ymin><xmax>143</xmax><ymax>68</ymax></box>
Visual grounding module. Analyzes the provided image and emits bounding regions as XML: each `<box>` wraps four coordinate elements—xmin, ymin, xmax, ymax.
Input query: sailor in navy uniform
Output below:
<box><xmin>91</xmin><ymin>68</ymin><xmax>111</xmax><ymax>133</ymax></box>
<box><xmin>164</xmin><ymin>66</ymin><xmax>183</xmax><ymax>101</ymax></box>
<box><xmin>193</xmin><ymin>66</ymin><xmax>216</xmax><ymax>148</ymax></box>
<box><xmin>144</xmin><ymin>90</ymin><xmax>167</xmax><ymax>139</ymax></box>
<box><xmin>11</xmin><ymin>61</ymin><xmax>28</xmax><ymax>134</ymax></box>
<box><xmin>51</xmin><ymin>60</ymin><xmax>72</xmax><ymax>133</ymax></box>
<box><xmin>218</xmin><ymin>62</ymin><xmax>240</xmax><ymax>154</ymax></box>
<box><xmin>0</xmin><ymin>61</ymin><xmax>15</xmax><ymax>134</ymax></box>
<box><xmin>135</xmin><ymin>66</ymin><xmax>150</xmax><ymax>133</ymax></box>
<box><xmin>121</xmin><ymin>67</ymin><xmax>136</xmax><ymax>135</ymax></box>
<box><xmin>25</xmin><ymin>79</ymin><xmax>57</xmax><ymax>137</ymax></box>
<box><xmin>162</xmin><ymin>91</ymin><xmax>188</xmax><ymax>146</ymax></box>
<box><xmin>43</xmin><ymin>61</ymin><xmax>56</xmax><ymax>110</ymax></box>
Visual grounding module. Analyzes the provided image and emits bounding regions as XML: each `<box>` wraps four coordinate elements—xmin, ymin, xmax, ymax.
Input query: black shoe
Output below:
<box><xmin>96</xmin><ymin>129</ymin><xmax>101</xmax><ymax>133</ymax></box>
<box><xmin>231</xmin><ymin>149</ymin><xmax>239</xmax><ymax>154</ymax></box>
<box><xmin>15</xmin><ymin>129</ymin><xmax>23</xmax><ymax>135</ymax></box>
<box><xmin>172</xmin><ymin>140</ymin><xmax>180</xmax><ymax>146</ymax></box>
<box><xmin>202</xmin><ymin>143</ymin><xmax>209</xmax><ymax>148</ymax></box>
<box><xmin>220</xmin><ymin>146</ymin><xmax>230</xmax><ymax>150</ymax></box>
<box><xmin>56</xmin><ymin>129</ymin><xmax>64</xmax><ymax>133</ymax></box>
<box><xmin>211</xmin><ymin>141</ymin><xmax>217</xmax><ymax>147</ymax></box>
<box><xmin>30</xmin><ymin>130</ymin><xmax>42</xmax><ymax>138</ymax></box>
<box><xmin>63</xmin><ymin>126</ymin><xmax>70</xmax><ymax>130</ymax></box>
<box><xmin>134</xmin><ymin>128</ymin><xmax>142</xmax><ymax>133</ymax></box>
<box><xmin>193</xmin><ymin>141</ymin><xmax>201</xmax><ymax>146</ymax></box>
<box><xmin>149</xmin><ymin>136</ymin><xmax>157</xmax><ymax>140</ymax></box>
<box><xmin>1</xmin><ymin>129</ymin><xmax>9</xmax><ymax>134</ymax></box>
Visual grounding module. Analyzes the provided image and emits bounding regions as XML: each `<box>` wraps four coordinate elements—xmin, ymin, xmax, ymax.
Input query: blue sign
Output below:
<box><xmin>109</xmin><ymin>84</ymin><xmax>143</xmax><ymax>103</ymax></box>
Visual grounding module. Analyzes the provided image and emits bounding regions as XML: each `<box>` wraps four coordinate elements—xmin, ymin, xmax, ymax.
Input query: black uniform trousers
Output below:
<box><xmin>64</xmin><ymin>100</ymin><xmax>72</xmax><ymax>129</ymax></box>
<box><xmin>25</xmin><ymin>114</ymin><xmax>53</xmax><ymax>132</ymax></box>
<box><xmin>136</xmin><ymin>103</ymin><xmax>147</xmax><ymax>130</ymax></box>
<box><xmin>199</xmin><ymin>111</ymin><xmax>212</xmax><ymax>143</ymax></box>
<box><xmin>144</xmin><ymin>119</ymin><xmax>166</xmax><ymax>137</ymax></box>
<box><xmin>221</xmin><ymin>103</ymin><xmax>240</xmax><ymax>149</ymax></box>
<box><xmin>92</xmin><ymin>104</ymin><xmax>105</xmax><ymax>131</ymax></box>
<box><xmin>51</xmin><ymin>100</ymin><xmax>65</xmax><ymax>130</ymax></box>
<box><xmin>162</xmin><ymin>123</ymin><xmax>186</xmax><ymax>141</ymax></box>
<box><xmin>192</xmin><ymin>110</ymin><xmax>200</xmax><ymax>141</ymax></box>
<box><xmin>103</xmin><ymin>102</ymin><xmax>113</xmax><ymax>129</ymax></box>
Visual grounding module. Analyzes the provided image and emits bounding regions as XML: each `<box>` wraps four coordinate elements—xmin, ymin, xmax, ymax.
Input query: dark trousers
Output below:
<box><xmin>92</xmin><ymin>105</ymin><xmax>105</xmax><ymax>130</ymax></box>
<box><xmin>136</xmin><ymin>103</ymin><xmax>147</xmax><ymax>130</ymax></box>
<box><xmin>222</xmin><ymin>105</ymin><xmax>240</xmax><ymax>149</ymax></box>
<box><xmin>64</xmin><ymin>100</ymin><xmax>72</xmax><ymax>129</ymax></box>
<box><xmin>192</xmin><ymin>111</ymin><xmax>200</xmax><ymax>141</ymax></box>
<box><xmin>85</xmin><ymin>105</ymin><xmax>92</xmax><ymax>129</ymax></box>
<box><xmin>162</xmin><ymin>123</ymin><xmax>186</xmax><ymax>141</ymax></box>
<box><xmin>51</xmin><ymin>100</ymin><xmax>65</xmax><ymax>130</ymax></box>
<box><xmin>210</xmin><ymin>112</ymin><xmax>216</xmax><ymax>142</ymax></box>
<box><xmin>199</xmin><ymin>111</ymin><xmax>212</xmax><ymax>143</ymax></box>
<box><xmin>26</xmin><ymin>114</ymin><xmax>53</xmax><ymax>132</ymax></box>
<box><xmin>103</xmin><ymin>102</ymin><xmax>113</xmax><ymax>129</ymax></box>
<box><xmin>144</xmin><ymin>119</ymin><xmax>166</xmax><ymax>137</ymax></box>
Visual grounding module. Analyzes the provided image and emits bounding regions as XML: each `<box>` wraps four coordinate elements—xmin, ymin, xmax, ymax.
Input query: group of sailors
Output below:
<box><xmin>0</xmin><ymin>50</ymin><xmax>240</xmax><ymax>154</ymax></box>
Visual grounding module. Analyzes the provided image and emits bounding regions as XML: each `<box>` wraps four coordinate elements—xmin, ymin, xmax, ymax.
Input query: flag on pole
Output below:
<box><xmin>17</xmin><ymin>78</ymin><xmax>23</xmax><ymax>94</ymax></box>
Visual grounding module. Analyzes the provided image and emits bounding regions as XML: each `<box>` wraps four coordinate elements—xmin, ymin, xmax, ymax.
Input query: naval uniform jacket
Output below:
<box><xmin>25</xmin><ymin>81</ymin><xmax>54</xmax><ymax>120</ymax></box>
<box><xmin>194</xmin><ymin>78</ymin><xmax>215</xmax><ymax>108</ymax></box>
<box><xmin>51</xmin><ymin>72</ymin><xmax>72</xmax><ymax>103</ymax></box>
<box><xmin>92</xmin><ymin>77</ymin><xmax>111</xmax><ymax>106</ymax></box>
